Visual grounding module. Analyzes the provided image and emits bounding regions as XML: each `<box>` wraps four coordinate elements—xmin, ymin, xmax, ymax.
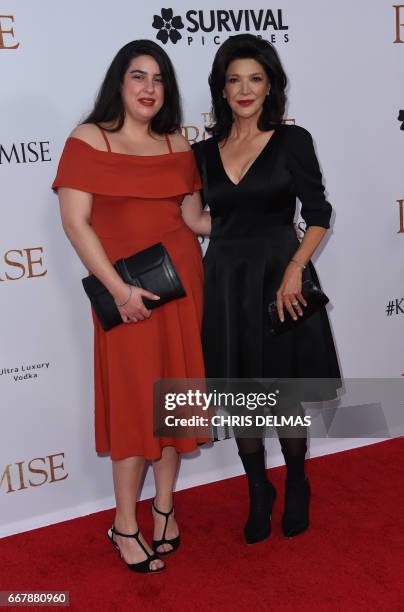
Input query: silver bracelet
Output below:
<box><xmin>291</xmin><ymin>258</ymin><xmax>306</xmax><ymax>270</ymax></box>
<box><xmin>115</xmin><ymin>285</ymin><xmax>133</xmax><ymax>307</ymax></box>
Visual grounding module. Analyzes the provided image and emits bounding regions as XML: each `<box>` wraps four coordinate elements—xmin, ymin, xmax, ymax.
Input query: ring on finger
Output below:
<box><xmin>292</xmin><ymin>300</ymin><xmax>299</xmax><ymax>306</ymax></box>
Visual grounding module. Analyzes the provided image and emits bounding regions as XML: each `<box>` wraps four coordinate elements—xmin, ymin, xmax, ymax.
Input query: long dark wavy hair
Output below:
<box><xmin>207</xmin><ymin>34</ymin><xmax>287</xmax><ymax>141</ymax></box>
<box><xmin>83</xmin><ymin>39</ymin><xmax>182</xmax><ymax>133</ymax></box>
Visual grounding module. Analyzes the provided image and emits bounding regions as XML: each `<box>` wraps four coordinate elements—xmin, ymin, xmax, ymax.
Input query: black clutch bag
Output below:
<box><xmin>82</xmin><ymin>243</ymin><xmax>186</xmax><ymax>331</ymax></box>
<box><xmin>267</xmin><ymin>280</ymin><xmax>329</xmax><ymax>335</ymax></box>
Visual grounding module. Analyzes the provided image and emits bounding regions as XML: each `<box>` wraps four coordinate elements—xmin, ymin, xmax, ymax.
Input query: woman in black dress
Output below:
<box><xmin>193</xmin><ymin>34</ymin><xmax>340</xmax><ymax>543</ymax></box>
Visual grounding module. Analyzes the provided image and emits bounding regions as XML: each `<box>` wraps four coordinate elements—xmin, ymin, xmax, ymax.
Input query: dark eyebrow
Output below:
<box><xmin>227</xmin><ymin>72</ymin><xmax>264</xmax><ymax>77</ymax></box>
<box><xmin>128</xmin><ymin>69</ymin><xmax>162</xmax><ymax>77</ymax></box>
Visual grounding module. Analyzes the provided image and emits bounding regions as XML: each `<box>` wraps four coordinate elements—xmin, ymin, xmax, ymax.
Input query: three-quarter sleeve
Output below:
<box><xmin>287</xmin><ymin>126</ymin><xmax>332</xmax><ymax>228</ymax></box>
<box><xmin>191</xmin><ymin>154</ymin><xmax>203</xmax><ymax>193</ymax></box>
<box><xmin>191</xmin><ymin>141</ymin><xmax>207</xmax><ymax>208</ymax></box>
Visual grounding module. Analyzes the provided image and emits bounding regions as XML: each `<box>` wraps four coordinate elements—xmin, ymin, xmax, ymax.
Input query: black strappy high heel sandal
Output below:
<box><xmin>107</xmin><ymin>526</ymin><xmax>164</xmax><ymax>573</ymax></box>
<box><xmin>151</xmin><ymin>498</ymin><xmax>180</xmax><ymax>555</ymax></box>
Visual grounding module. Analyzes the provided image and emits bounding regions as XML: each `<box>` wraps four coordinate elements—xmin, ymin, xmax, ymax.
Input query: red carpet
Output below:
<box><xmin>1</xmin><ymin>439</ymin><xmax>403</xmax><ymax>612</ymax></box>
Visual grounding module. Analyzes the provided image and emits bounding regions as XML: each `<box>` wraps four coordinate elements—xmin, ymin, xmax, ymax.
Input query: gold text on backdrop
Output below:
<box><xmin>0</xmin><ymin>248</ymin><xmax>47</xmax><ymax>281</ymax></box>
<box><xmin>397</xmin><ymin>199</ymin><xmax>404</xmax><ymax>233</ymax></box>
<box><xmin>0</xmin><ymin>453</ymin><xmax>69</xmax><ymax>494</ymax></box>
<box><xmin>0</xmin><ymin>15</ymin><xmax>19</xmax><ymax>49</ymax></box>
<box><xmin>393</xmin><ymin>5</ymin><xmax>404</xmax><ymax>42</ymax></box>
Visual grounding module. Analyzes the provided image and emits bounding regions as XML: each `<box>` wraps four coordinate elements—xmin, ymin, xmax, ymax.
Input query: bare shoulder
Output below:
<box><xmin>69</xmin><ymin>123</ymin><xmax>107</xmax><ymax>151</ymax></box>
<box><xmin>169</xmin><ymin>130</ymin><xmax>191</xmax><ymax>153</ymax></box>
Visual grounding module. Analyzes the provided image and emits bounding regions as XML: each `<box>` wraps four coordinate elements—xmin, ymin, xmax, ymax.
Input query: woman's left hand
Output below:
<box><xmin>276</xmin><ymin>262</ymin><xmax>308</xmax><ymax>322</ymax></box>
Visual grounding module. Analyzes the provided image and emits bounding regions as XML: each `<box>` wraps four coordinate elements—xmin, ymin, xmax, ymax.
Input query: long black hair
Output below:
<box><xmin>207</xmin><ymin>34</ymin><xmax>287</xmax><ymax>141</ymax></box>
<box><xmin>83</xmin><ymin>39</ymin><xmax>182</xmax><ymax>133</ymax></box>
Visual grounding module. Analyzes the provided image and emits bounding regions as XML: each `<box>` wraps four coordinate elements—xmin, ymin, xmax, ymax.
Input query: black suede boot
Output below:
<box><xmin>280</xmin><ymin>439</ymin><xmax>310</xmax><ymax>537</ymax></box>
<box><xmin>238</xmin><ymin>447</ymin><xmax>277</xmax><ymax>544</ymax></box>
<box><xmin>281</xmin><ymin>477</ymin><xmax>310</xmax><ymax>537</ymax></box>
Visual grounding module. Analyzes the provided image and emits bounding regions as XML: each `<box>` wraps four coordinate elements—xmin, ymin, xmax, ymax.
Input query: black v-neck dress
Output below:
<box><xmin>192</xmin><ymin>124</ymin><xmax>341</xmax><ymax>389</ymax></box>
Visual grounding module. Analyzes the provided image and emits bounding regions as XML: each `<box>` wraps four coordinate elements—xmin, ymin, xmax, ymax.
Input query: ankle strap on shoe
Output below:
<box><xmin>110</xmin><ymin>526</ymin><xmax>157</xmax><ymax>561</ymax></box>
<box><xmin>111</xmin><ymin>525</ymin><xmax>140</xmax><ymax>539</ymax></box>
<box><xmin>152</xmin><ymin>498</ymin><xmax>174</xmax><ymax>517</ymax></box>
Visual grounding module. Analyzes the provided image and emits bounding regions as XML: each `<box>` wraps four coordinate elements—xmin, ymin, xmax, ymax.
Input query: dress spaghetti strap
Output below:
<box><xmin>96</xmin><ymin>125</ymin><xmax>112</xmax><ymax>152</ymax></box>
<box><xmin>165</xmin><ymin>134</ymin><xmax>173</xmax><ymax>154</ymax></box>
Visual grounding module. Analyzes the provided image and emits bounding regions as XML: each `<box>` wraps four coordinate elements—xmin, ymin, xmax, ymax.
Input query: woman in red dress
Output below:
<box><xmin>52</xmin><ymin>40</ymin><xmax>210</xmax><ymax>573</ymax></box>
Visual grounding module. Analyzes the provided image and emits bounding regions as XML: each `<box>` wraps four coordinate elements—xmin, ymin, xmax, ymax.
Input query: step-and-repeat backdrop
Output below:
<box><xmin>1</xmin><ymin>1</ymin><xmax>403</xmax><ymax>537</ymax></box>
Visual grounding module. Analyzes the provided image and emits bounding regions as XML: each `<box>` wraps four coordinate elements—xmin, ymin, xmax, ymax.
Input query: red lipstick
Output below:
<box><xmin>237</xmin><ymin>100</ymin><xmax>254</xmax><ymax>107</ymax></box>
<box><xmin>138</xmin><ymin>98</ymin><xmax>155</xmax><ymax>106</ymax></box>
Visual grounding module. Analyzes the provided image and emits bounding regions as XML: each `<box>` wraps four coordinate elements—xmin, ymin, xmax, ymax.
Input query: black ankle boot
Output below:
<box><xmin>239</xmin><ymin>449</ymin><xmax>277</xmax><ymax>544</ymax></box>
<box><xmin>281</xmin><ymin>477</ymin><xmax>310</xmax><ymax>537</ymax></box>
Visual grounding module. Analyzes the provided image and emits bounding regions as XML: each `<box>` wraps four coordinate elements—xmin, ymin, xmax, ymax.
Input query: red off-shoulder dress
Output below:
<box><xmin>52</xmin><ymin>134</ymin><xmax>207</xmax><ymax>460</ymax></box>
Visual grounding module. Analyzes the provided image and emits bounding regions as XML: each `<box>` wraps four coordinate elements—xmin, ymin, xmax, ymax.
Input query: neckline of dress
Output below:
<box><xmin>216</xmin><ymin>128</ymin><xmax>279</xmax><ymax>187</ymax></box>
<box><xmin>68</xmin><ymin>137</ymin><xmax>193</xmax><ymax>159</ymax></box>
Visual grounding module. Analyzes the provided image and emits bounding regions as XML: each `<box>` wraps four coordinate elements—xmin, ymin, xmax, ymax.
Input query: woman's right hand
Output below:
<box><xmin>114</xmin><ymin>285</ymin><xmax>160</xmax><ymax>323</ymax></box>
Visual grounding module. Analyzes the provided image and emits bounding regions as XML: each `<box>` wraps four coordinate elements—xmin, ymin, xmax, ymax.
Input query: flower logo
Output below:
<box><xmin>398</xmin><ymin>110</ymin><xmax>404</xmax><ymax>131</ymax></box>
<box><xmin>152</xmin><ymin>8</ymin><xmax>184</xmax><ymax>44</ymax></box>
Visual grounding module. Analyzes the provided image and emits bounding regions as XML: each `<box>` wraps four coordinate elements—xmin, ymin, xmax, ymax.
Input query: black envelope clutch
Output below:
<box><xmin>82</xmin><ymin>243</ymin><xmax>186</xmax><ymax>331</ymax></box>
<box><xmin>267</xmin><ymin>280</ymin><xmax>329</xmax><ymax>335</ymax></box>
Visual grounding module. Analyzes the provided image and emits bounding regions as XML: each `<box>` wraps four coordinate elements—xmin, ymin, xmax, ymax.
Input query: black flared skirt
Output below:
<box><xmin>202</xmin><ymin>226</ymin><xmax>341</xmax><ymax>400</ymax></box>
